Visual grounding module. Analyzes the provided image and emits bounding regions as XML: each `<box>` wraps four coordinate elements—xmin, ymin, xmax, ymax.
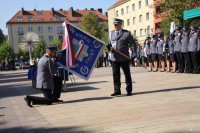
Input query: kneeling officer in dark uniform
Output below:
<box><xmin>24</xmin><ymin>46</ymin><xmax>63</xmax><ymax>107</ymax></box>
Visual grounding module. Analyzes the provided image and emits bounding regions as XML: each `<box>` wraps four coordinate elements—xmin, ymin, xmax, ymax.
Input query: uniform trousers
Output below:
<box><xmin>28</xmin><ymin>76</ymin><xmax>62</xmax><ymax>105</ymax></box>
<box><xmin>189</xmin><ymin>51</ymin><xmax>199</xmax><ymax>73</ymax></box>
<box><xmin>28</xmin><ymin>89</ymin><xmax>54</xmax><ymax>105</ymax></box>
<box><xmin>112</xmin><ymin>61</ymin><xmax>132</xmax><ymax>94</ymax></box>
<box><xmin>175</xmin><ymin>51</ymin><xmax>184</xmax><ymax>72</ymax></box>
<box><xmin>197</xmin><ymin>51</ymin><xmax>200</xmax><ymax>72</ymax></box>
<box><xmin>182</xmin><ymin>52</ymin><xmax>192</xmax><ymax>72</ymax></box>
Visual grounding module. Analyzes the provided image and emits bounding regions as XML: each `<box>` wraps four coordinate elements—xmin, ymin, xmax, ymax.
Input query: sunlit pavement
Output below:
<box><xmin>0</xmin><ymin>67</ymin><xmax>200</xmax><ymax>133</ymax></box>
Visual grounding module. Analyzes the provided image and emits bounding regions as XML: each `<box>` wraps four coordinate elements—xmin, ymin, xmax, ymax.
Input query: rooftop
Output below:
<box><xmin>7</xmin><ymin>7</ymin><xmax>108</xmax><ymax>24</ymax></box>
<box><xmin>108</xmin><ymin>0</ymin><xmax>130</xmax><ymax>10</ymax></box>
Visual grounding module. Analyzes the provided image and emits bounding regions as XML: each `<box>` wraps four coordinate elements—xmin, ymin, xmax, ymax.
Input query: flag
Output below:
<box><xmin>58</xmin><ymin>21</ymin><xmax>104</xmax><ymax>80</ymax></box>
<box><xmin>62</xmin><ymin>21</ymin><xmax>76</xmax><ymax>67</ymax></box>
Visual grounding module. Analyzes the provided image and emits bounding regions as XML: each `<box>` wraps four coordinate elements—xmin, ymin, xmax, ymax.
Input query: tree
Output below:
<box><xmin>0</xmin><ymin>29</ymin><xmax>5</xmax><ymax>44</ymax></box>
<box><xmin>33</xmin><ymin>37</ymin><xmax>46</xmax><ymax>58</ymax></box>
<box><xmin>52</xmin><ymin>38</ymin><xmax>62</xmax><ymax>50</ymax></box>
<box><xmin>0</xmin><ymin>40</ymin><xmax>14</xmax><ymax>60</ymax></box>
<box><xmin>80</xmin><ymin>12</ymin><xmax>103</xmax><ymax>39</ymax></box>
<box><xmin>155</xmin><ymin>0</ymin><xmax>200</xmax><ymax>35</ymax></box>
<box><xmin>17</xmin><ymin>46</ymin><xmax>29</xmax><ymax>60</ymax></box>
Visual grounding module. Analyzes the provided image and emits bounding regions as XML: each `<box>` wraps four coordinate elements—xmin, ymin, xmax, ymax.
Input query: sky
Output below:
<box><xmin>0</xmin><ymin>0</ymin><xmax>117</xmax><ymax>35</ymax></box>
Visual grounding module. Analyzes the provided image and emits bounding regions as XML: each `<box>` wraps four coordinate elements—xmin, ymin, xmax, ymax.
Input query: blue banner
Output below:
<box><xmin>58</xmin><ymin>23</ymin><xmax>104</xmax><ymax>80</ymax></box>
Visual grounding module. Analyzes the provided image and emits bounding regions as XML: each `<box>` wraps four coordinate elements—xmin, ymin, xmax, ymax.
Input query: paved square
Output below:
<box><xmin>0</xmin><ymin>67</ymin><xmax>200</xmax><ymax>133</ymax></box>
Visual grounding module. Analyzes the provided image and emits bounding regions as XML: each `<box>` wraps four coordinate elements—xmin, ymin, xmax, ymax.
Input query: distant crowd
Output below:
<box><xmin>100</xmin><ymin>26</ymin><xmax>200</xmax><ymax>74</ymax></box>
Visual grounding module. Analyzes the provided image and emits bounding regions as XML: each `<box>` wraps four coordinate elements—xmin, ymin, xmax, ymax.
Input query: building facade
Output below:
<box><xmin>7</xmin><ymin>7</ymin><xmax>108</xmax><ymax>53</ymax></box>
<box><xmin>108</xmin><ymin>0</ymin><xmax>155</xmax><ymax>45</ymax></box>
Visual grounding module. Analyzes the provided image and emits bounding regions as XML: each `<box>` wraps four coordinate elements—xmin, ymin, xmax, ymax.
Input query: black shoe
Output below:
<box><xmin>24</xmin><ymin>97</ymin><xmax>32</xmax><ymax>107</ymax></box>
<box><xmin>53</xmin><ymin>99</ymin><xmax>63</xmax><ymax>103</ymax></box>
<box><xmin>127</xmin><ymin>93</ymin><xmax>132</xmax><ymax>96</ymax></box>
<box><xmin>111</xmin><ymin>92</ymin><xmax>121</xmax><ymax>96</ymax></box>
<box><xmin>153</xmin><ymin>69</ymin><xmax>158</xmax><ymax>72</ymax></box>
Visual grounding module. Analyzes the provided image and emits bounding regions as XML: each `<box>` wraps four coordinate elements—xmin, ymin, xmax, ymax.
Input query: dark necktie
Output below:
<box><xmin>116</xmin><ymin>31</ymin><xmax>119</xmax><ymax>37</ymax></box>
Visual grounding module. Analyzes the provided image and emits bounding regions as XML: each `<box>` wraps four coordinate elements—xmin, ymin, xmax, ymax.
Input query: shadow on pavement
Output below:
<box><xmin>0</xmin><ymin>77</ymin><xmax>29</xmax><ymax>84</ymax></box>
<box><xmin>66</xmin><ymin>86</ymin><xmax>99</xmax><ymax>92</ymax></box>
<box><xmin>133</xmin><ymin>86</ymin><xmax>200</xmax><ymax>95</ymax></box>
<box><xmin>0</xmin><ymin>73</ymin><xmax>27</xmax><ymax>79</ymax></box>
<box><xmin>0</xmin><ymin>84</ymin><xmax>40</xmax><ymax>99</ymax></box>
<box><xmin>67</xmin><ymin>81</ymin><xmax>108</xmax><ymax>87</ymax></box>
<box><xmin>63</xmin><ymin>96</ymin><xmax>113</xmax><ymax>104</ymax></box>
<box><xmin>116</xmin><ymin>86</ymin><xmax>200</xmax><ymax>97</ymax></box>
<box><xmin>0</xmin><ymin>126</ymin><xmax>94</xmax><ymax>133</ymax></box>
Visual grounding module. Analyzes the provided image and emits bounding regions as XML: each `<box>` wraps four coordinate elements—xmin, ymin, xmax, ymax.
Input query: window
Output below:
<box><xmin>38</xmin><ymin>26</ymin><xmax>43</xmax><ymax>33</ymax></box>
<box><xmin>133</xmin><ymin>17</ymin><xmax>136</xmax><ymax>25</ymax></box>
<box><xmin>48</xmin><ymin>26</ymin><xmax>53</xmax><ymax>32</ymax></box>
<box><xmin>57</xmin><ymin>26</ymin><xmax>63</xmax><ymax>34</ymax></box>
<box><xmin>28</xmin><ymin>27</ymin><xmax>33</xmax><ymax>32</ymax></box>
<box><xmin>58</xmin><ymin>35</ymin><xmax>63</xmax><ymax>40</ymax></box>
<box><xmin>18</xmin><ymin>27</ymin><xmax>23</xmax><ymax>34</ymax></box>
<box><xmin>49</xmin><ymin>36</ymin><xmax>53</xmax><ymax>42</ymax></box>
<box><xmin>140</xmin><ymin>29</ymin><xmax>143</xmax><ymax>36</ymax></box>
<box><xmin>147</xmin><ymin>26</ymin><xmax>150</xmax><ymax>34</ymax></box>
<box><xmin>139</xmin><ymin>15</ymin><xmax>142</xmax><ymax>23</ymax></box>
<box><xmin>146</xmin><ymin>13</ymin><xmax>149</xmax><ymax>21</ymax></box>
<box><xmin>127</xmin><ymin>19</ymin><xmax>130</xmax><ymax>26</ymax></box>
<box><xmin>17</xmin><ymin>16</ymin><xmax>23</xmax><ymax>22</ymax></box>
<box><xmin>134</xmin><ymin>30</ymin><xmax>136</xmax><ymax>36</ymax></box>
<box><xmin>28</xmin><ymin>16</ymin><xmax>33</xmax><ymax>21</ymax></box>
<box><xmin>132</xmin><ymin>4</ymin><xmax>135</xmax><ymax>11</ymax></box>
<box><xmin>138</xmin><ymin>1</ymin><xmax>142</xmax><ymax>9</ymax></box>
<box><xmin>116</xmin><ymin>10</ymin><xmax>119</xmax><ymax>17</ymax></box>
<box><xmin>121</xmin><ymin>8</ymin><xmax>124</xmax><ymax>15</ymax></box>
<box><xmin>126</xmin><ymin>6</ymin><xmax>129</xmax><ymax>14</ymax></box>
<box><xmin>145</xmin><ymin>0</ymin><xmax>149</xmax><ymax>6</ymax></box>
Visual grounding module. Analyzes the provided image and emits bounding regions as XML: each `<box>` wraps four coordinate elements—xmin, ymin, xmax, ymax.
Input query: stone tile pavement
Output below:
<box><xmin>0</xmin><ymin>67</ymin><xmax>200</xmax><ymax>133</ymax></box>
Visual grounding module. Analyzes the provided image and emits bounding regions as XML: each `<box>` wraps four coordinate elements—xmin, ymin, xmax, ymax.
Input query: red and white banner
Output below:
<box><xmin>62</xmin><ymin>21</ymin><xmax>76</xmax><ymax>67</ymax></box>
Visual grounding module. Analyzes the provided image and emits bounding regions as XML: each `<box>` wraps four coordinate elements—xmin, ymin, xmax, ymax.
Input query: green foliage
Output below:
<box><xmin>156</xmin><ymin>0</ymin><xmax>200</xmax><ymax>35</ymax></box>
<box><xmin>17</xmin><ymin>47</ymin><xmax>29</xmax><ymax>60</ymax></box>
<box><xmin>0</xmin><ymin>40</ymin><xmax>14</xmax><ymax>60</ymax></box>
<box><xmin>0</xmin><ymin>29</ymin><xmax>5</xmax><ymax>44</ymax></box>
<box><xmin>52</xmin><ymin>38</ymin><xmax>62</xmax><ymax>50</ymax></box>
<box><xmin>80</xmin><ymin>12</ymin><xmax>107</xmax><ymax>40</ymax></box>
<box><xmin>33</xmin><ymin>37</ymin><xmax>46</xmax><ymax>58</ymax></box>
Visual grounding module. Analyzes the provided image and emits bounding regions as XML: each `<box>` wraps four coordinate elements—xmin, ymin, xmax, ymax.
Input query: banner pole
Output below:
<box><xmin>111</xmin><ymin>48</ymin><xmax>131</xmax><ymax>60</ymax></box>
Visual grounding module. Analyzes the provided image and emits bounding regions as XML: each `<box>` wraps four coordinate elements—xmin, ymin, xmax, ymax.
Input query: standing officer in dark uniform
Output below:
<box><xmin>181</xmin><ymin>27</ymin><xmax>191</xmax><ymax>73</ymax></box>
<box><xmin>157</xmin><ymin>33</ymin><xmax>165</xmax><ymax>72</ymax></box>
<box><xmin>107</xmin><ymin>18</ymin><xmax>137</xmax><ymax>96</ymax></box>
<box><xmin>150</xmin><ymin>35</ymin><xmax>158</xmax><ymax>72</ymax></box>
<box><xmin>145</xmin><ymin>37</ymin><xmax>152</xmax><ymax>72</ymax></box>
<box><xmin>24</xmin><ymin>46</ymin><xmax>63</xmax><ymax>107</ymax></box>
<box><xmin>174</xmin><ymin>26</ymin><xmax>184</xmax><ymax>73</ymax></box>
<box><xmin>188</xmin><ymin>26</ymin><xmax>199</xmax><ymax>74</ymax></box>
<box><xmin>168</xmin><ymin>33</ymin><xmax>177</xmax><ymax>73</ymax></box>
<box><xmin>197</xmin><ymin>28</ymin><xmax>200</xmax><ymax>72</ymax></box>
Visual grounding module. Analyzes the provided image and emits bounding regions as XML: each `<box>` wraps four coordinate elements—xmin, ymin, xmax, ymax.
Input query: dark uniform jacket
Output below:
<box><xmin>109</xmin><ymin>29</ymin><xmax>137</xmax><ymax>62</ymax></box>
<box><xmin>145</xmin><ymin>42</ymin><xmax>151</xmax><ymax>56</ymax></box>
<box><xmin>188</xmin><ymin>32</ymin><xmax>198</xmax><ymax>52</ymax></box>
<box><xmin>168</xmin><ymin>40</ymin><xmax>175</xmax><ymax>54</ymax></box>
<box><xmin>157</xmin><ymin>40</ymin><xmax>164</xmax><ymax>55</ymax></box>
<box><xmin>36</xmin><ymin>54</ymin><xmax>56</xmax><ymax>90</ymax></box>
<box><xmin>181</xmin><ymin>32</ymin><xmax>189</xmax><ymax>53</ymax></box>
<box><xmin>174</xmin><ymin>34</ymin><xmax>182</xmax><ymax>52</ymax></box>
<box><xmin>150</xmin><ymin>40</ymin><xmax>157</xmax><ymax>54</ymax></box>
